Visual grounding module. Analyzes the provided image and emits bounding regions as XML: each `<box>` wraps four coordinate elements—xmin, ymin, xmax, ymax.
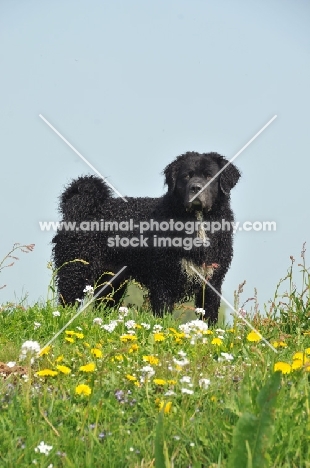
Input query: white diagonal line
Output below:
<box><xmin>190</xmin><ymin>266</ymin><xmax>277</xmax><ymax>353</ymax></box>
<box><xmin>190</xmin><ymin>115</ymin><xmax>277</xmax><ymax>203</ymax></box>
<box><xmin>39</xmin><ymin>114</ymin><xmax>128</xmax><ymax>202</ymax></box>
<box><xmin>40</xmin><ymin>266</ymin><xmax>127</xmax><ymax>353</ymax></box>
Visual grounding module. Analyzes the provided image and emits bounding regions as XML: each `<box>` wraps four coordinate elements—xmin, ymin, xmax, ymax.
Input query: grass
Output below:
<box><xmin>0</xmin><ymin>246</ymin><xmax>309</xmax><ymax>467</ymax></box>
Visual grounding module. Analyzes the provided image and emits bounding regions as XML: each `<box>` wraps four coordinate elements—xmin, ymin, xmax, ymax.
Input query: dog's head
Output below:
<box><xmin>163</xmin><ymin>152</ymin><xmax>240</xmax><ymax>212</ymax></box>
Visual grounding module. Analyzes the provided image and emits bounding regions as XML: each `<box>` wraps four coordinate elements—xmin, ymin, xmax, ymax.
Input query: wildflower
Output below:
<box><xmin>65</xmin><ymin>337</ymin><xmax>74</xmax><ymax>343</ymax></box>
<box><xmin>34</xmin><ymin>441</ymin><xmax>53</xmax><ymax>455</ymax></box>
<box><xmin>143</xmin><ymin>355</ymin><xmax>159</xmax><ymax>365</ymax></box>
<box><xmin>83</xmin><ymin>342</ymin><xmax>90</xmax><ymax>348</ymax></box>
<box><xmin>102</xmin><ymin>321</ymin><xmax>119</xmax><ymax>333</ymax></box>
<box><xmin>125</xmin><ymin>320</ymin><xmax>136</xmax><ymax>330</ymax></box>
<box><xmin>140</xmin><ymin>365</ymin><xmax>155</xmax><ymax>380</ymax></box>
<box><xmin>159</xmin><ymin>401</ymin><xmax>172</xmax><ymax>413</ymax></box>
<box><xmin>83</xmin><ymin>285</ymin><xmax>94</xmax><ymax>294</ymax></box>
<box><xmin>20</xmin><ymin>341</ymin><xmax>41</xmax><ymax>360</ymax></box>
<box><xmin>199</xmin><ymin>378</ymin><xmax>211</xmax><ymax>389</ymax></box>
<box><xmin>6</xmin><ymin>361</ymin><xmax>16</xmax><ymax>367</ymax></box>
<box><xmin>39</xmin><ymin>345</ymin><xmax>51</xmax><ymax>356</ymax></box>
<box><xmin>247</xmin><ymin>331</ymin><xmax>261</xmax><ymax>342</ymax></box>
<box><xmin>211</xmin><ymin>337</ymin><xmax>222</xmax><ymax>346</ymax></box>
<box><xmin>75</xmin><ymin>332</ymin><xmax>84</xmax><ymax>339</ymax></box>
<box><xmin>36</xmin><ymin>369</ymin><xmax>58</xmax><ymax>377</ymax></box>
<box><xmin>115</xmin><ymin>354</ymin><xmax>124</xmax><ymax>361</ymax></box>
<box><xmin>79</xmin><ymin>363</ymin><xmax>96</xmax><ymax>373</ymax></box>
<box><xmin>219</xmin><ymin>352</ymin><xmax>234</xmax><ymax>361</ymax></box>
<box><xmin>173</xmin><ymin>357</ymin><xmax>189</xmax><ymax>367</ymax></box>
<box><xmin>210</xmin><ymin>395</ymin><xmax>217</xmax><ymax>402</ymax></box>
<box><xmin>56</xmin><ymin>365</ymin><xmax>71</xmax><ymax>374</ymax></box>
<box><xmin>195</xmin><ymin>308</ymin><xmax>205</xmax><ymax>317</ymax></box>
<box><xmin>126</xmin><ymin>374</ymin><xmax>137</xmax><ymax>381</ymax></box>
<box><xmin>165</xmin><ymin>390</ymin><xmax>176</xmax><ymax>396</ymax></box>
<box><xmin>120</xmin><ymin>334</ymin><xmax>137</xmax><ymax>342</ymax></box>
<box><xmin>272</xmin><ymin>341</ymin><xmax>287</xmax><ymax>348</ymax></box>
<box><xmin>53</xmin><ymin>311</ymin><xmax>60</xmax><ymax>317</ymax></box>
<box><xmin>305</xmin><ymin>348</ymin><xmax>310</xmax><ymax>355</ymax></box>
<box><xmin>65</xmin><ymin>330</ymin><xmax>76</xmax><ymax>336</ymax></box>
<box><xmin>75</xmin><ymin>384</ymin><xmax>92</xmax><ymax>396</ymax></box>
<box><xmin>181</xmin><ymin>388</ymin><xmax>194</xmax><ymax>395</ymax></box>
<box><xmin>167</xmin><ymin>379</ymin><xmax>177</xmax><ymax>385</ymax></box>
<box><xmin>34</xmin><ymin>322</ymin><xmax>41</xmax><ymax>329</ymax></box>
<box><xmin>91</xmin><ymin>348</ymin><xmax>103</xmax><ymax>358</ymax></box>
<box><xmin>154</xmin><ymin>333</ymin><xmax>165</xmax><ymax>342</ymax></box>
<box><xmin>274</xmin><ymin>362</ymin><xmax>291</xmax><ymax>374</ymax></box>
<box><xmin>291</xmin><ymin>359</ymin><xmax>303</xmax><ymax>370</ymax></box>
<box><xmin>178</xmin><ymin>350</ymin><xmax>187</xmax><ymax>358</ymax></box>
<box><xmin>293</xmin><ymin>352</ymin><xmax>305</xmax><ymax>362</ymax></box>
<box><xmin>93</xmin><ymin>317</ymin><xmax>103</xmax><ymax>325</ymax></box>
<box><xmin>153</xmin><ymin>379</ymin><xmax>166</xmax><ymax>386</ymax></box>
<box><xmin>141</xmin><ymin>322</ymin><xmax>150</xmax><ymax>330</ymax></box>
<box><xmin>215</xmin><ymin>328</ymin><xmax>225</xmax><ymax>334</ymax></box>
<box><xmin>119</xmin><ymin>306</ymin><xmax>129</xmax><ymax>314</ymax></box>
<box><xmin>153</xmin><ymin>324</ymin><xmax>163</xmax><ymax>332</ymax></box>
<box><xmin>180</xmin><ymin>376</ymin><xmax>191</xmax><ymax>384</ymax></box>
<box><xmin>128</xmin><ymin>344</ymin><xmax>139</xmax><ymax>353</ymax></box>
<box><xmin>55</xmin><ymin>355</ymin><xmax>64</xmax><ymax>363</ymax></box>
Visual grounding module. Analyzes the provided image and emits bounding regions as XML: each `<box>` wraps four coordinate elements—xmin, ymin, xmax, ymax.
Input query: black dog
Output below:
<box><xmin>52</xmin><ymin>152</ymin><xmax>240</xmax><ymax>323</ymax></box>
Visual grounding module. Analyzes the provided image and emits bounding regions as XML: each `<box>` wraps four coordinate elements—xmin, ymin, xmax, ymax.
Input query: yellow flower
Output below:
<box><xmin>211</xmin><ymin>337</ymin><xmax>222</xmax><ymax>346</ymax></box>
<box><xmin>91</xmin><ymin>348</ymin><xmax>103</xmax><ymax>358</ymax></box>
<box><xmin>129</xmin><ymin>344</ymin><xmax>139</xmax><ymax>353</ymax></box>
<box><xmin>203</xmin><ymin>330</ymin><xmax>213</xmax><ymax>335</ymax></box>
<box><xmin>175</xmin><ymin>364</ymin><xmax>182</xmax><ymax>371</ymax></box>
<box><xmin>39</xmin><ymin>345</ymin><xmax>51</xmax><ymax>356</ymax></box>
<box><xmin>169</xmin><ymin>327</ymin><xmax>178</xmax><ymax>334</ymax></box>
<box><xmin>272</xmin><ymin>341</ymin><xmax>287</xmax><ymax>348</ymax></box>
<box><xmin>36</xmin><ymin>369</ymin><xmax>58</xmax><ymax>377</ymax></box>
<box><xmin>55</xmin><ymin>355</ymin><xmax>64</xmax><ymax>363</ymax></box>
<box><xmin>159</xmin><ymin>401</ymin><xmax>172</xmax><ymax>414</ymax></box>
<box><xmin>247</xmin><ymin>331</ymin><xmax>261</xmax><ymax>342</ymax></box>
<box><xmin>293</xmin><ymin>352</ymin><xmax>305</xmax><ymax>361</ymax></box>
<box><xmin>56</xmin><ymin>365</ymin><xmax>71</xmax><ymax>374</ymax></box>
<box><xmin>75</xmin><ymin>333</ymin><xmax>84</xmax><ymax>339</ymax></box>
<box><xmin>75</xmin><ymin>384</ymin><xmax>92</xmax><ymax>396</ymax></box>
<box><xmin>120</xmin><ymin>334</ymin><xmax>137</xmax><ymax>342</ymax></box>
<box><xmin>83</xmin><ymin>342</ymin><xmax>90</xmax><ymax>348</ymax></box>
<box><xmin>65</xmin><ymin>330</ymin><xmax>75</xmax><ymax>336</ymax></box>
<box><xmin>115</xmin><ymin>354</ymin><xmax>124</xmax><ymax>361</ymax></box>
<box><xmin>153</xmin><ymin>379</ymin><xmax>166</xmax><ymax>386</ymax></box>
<box><xmin>65</xmin><ymin>337</ymin><xmax>74</xmax><ymax>343</ymax></box>
<box><xmin>79</xmin><ymin>363</ymin><xmax>96</xmax><ymax>373</ymax></box>
<box><xmin>167</xmin><ymin>379</ymin><xmax>177</xmax><ymax>385</ymax></box>
<box><xmin>126</xmin><ymin>374</ymin><xmax>137</xmax><ymax>381</ymax></box>
<box><xmin>210</xmin><ymin>395</ymin><xmax>217</xmax><ymax>402</ymax></box>
<box><xmin>274</xmin><ymin>362</ymin><xmax>291</xmax><ymax>374</ymax></box>
<box><xmin>291</xmin><ymin>359</ymin><xmax>303</xmax><ymax>370</ymax></box>
<box><xmin>154</xmin><ymin>333</ymin><xmax>165</xmax><ymax>342</ymax></box>
<box><xmin>135</xmin><ymin>324</ymin><xmax>142</xmax><ymax>329</ymax></box>
<box><xmin>305</xmin><ymin>348</ymin><xmax>310</xmax><ymax>355</ymax></box>
<box><xmin>228</xmin><ymin>328</ymin><xmax>235</xmax><ymax>333</ymax></box>
<box><xmin>143</xmin><ymin>355</ymin><xmax>159</xmax><ymax>365</ymax></box>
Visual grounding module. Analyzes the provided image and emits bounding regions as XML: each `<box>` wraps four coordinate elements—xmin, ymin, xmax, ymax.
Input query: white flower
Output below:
<box><xmin>153</xmin><ymin>324</ymin><xmax>163</xmax><ymax>332</ymax></box>
<box><xmin>199</xmin><ymin>378</ymin><xmax>211</xmax><ymax>389</ymax></box>
<box><xmin>190</xmin><ymin>442</ymin><xmax>195</xmax><ymax>447</ymax></box>
<box><xmin>180</xmin><ymin>376</ymin><xmax>191</xmax><ymax>384</ymax></box>
<box><xmin>195</xmin><ymin>308</ymin><xmax>205</xmax><ymax>316</ymax></box>
<box><xmin>215</xmin><ymin>328</ymin><xmax>225</xmax><ymax>334</ymax></box>
<box><xmin>220</xmin><ymin>352</ymin><xmax>234</xmax><ymax>361</ymax></box>
<box><xmin>118</xmin><ymin>306</ymin><xmax>129</xmax><ymax>316</ymax></box>
<box><xmin>181</xmin><ymin>388</ymin><xmax>194</xmax><ymax>395</ymax></box>
<box><xmin>173</xmin><ymin>357</ymin><xmax>189</xmax><ymax>367</ymax></box>
<box><xmin>76</xmin><ymin>298</ymin><xmax>82</xmax><ymax>303</ymax></box>
<box><xmin>34</xmin><ymin>441</ymin><xmax>53</xmax><ymax>455</ymax></box>
<box><xmin>164</xmin><ymin>390</ymin><xmax>176</xmax><ymax>396</ymax></box>
<box><xmin>141</xmin><ymin>322</ymin><xmax>150</xmax><ymax>330</ymax></box>
<box><xmin>6</xmin><ymin>361</ymin><xmax>16</xmax><ymax>367</ymax></box>
<box><xmin>140</xmin><ymin>365</ymin><xmax>155</xmax><ymax>376</ymax></box>
<box><xmin>173</xmin><ymin>435</ymin><xmax>180</xmax><ymax>440</ymax></box>
<box><xmin>177</xmin><ymin>350</ymin><xmax>187</xmax><ymax>358</ymax></box>
<box><xmin>83</xmin><ymin>285</ymin><xmax>94</xmax><ymax>294</ymax></box>
<box><xmin>34</xmin><ymin>322</ymin><xmax>41</xmax><ymax>329</ymax></box>
<box><xmin>52</xmin><ymin>311</ymin><xmax>60</xmax><ymax>317</ymax></box>
<box><xmin>101</xmin><ymin>320</ymin><xmax>118</xmax><ymax>333</ymax></box>
<box><xmin>179</xmin><ymin>319</ymin><xmax>208</xmax><ymax>335</ymax></box>
<box><xmin>93</xmin><ymin>317</ymin><xmax>103</xmax><ymax>325</ymax></box>
<box><xmin>20</xmin><ymin>341</ymin><xmax>41</xmax><ymax>361</ymax></box>
<box><xmin>125</xmin><ymin>320</ymin><xmax>136</xmax><ymax>330</ymax></box>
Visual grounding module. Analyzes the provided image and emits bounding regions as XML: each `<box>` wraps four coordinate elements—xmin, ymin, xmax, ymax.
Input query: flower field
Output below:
<box><xmin>0</xmin><ymin>253</ymin><xmax>310</xmax><ymax>467</ymax></box>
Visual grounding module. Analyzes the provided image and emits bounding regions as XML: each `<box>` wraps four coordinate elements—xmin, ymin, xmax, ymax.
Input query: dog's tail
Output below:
<box><xmin>59</xmin><ymin>175</ymin><xmax>112</xmax><ymax>220</ymax></box>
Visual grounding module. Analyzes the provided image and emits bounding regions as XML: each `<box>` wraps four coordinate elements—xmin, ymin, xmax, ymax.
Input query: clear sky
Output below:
<box><xmin>1</xmin><ymin>0</ymin><xmax>309</xmax><ymax>316</ymax></box>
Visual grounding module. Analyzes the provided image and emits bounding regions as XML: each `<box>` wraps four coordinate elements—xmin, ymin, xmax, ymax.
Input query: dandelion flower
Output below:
<box><xmin>65</xmin><ymin>330</ymin><xmax>76</xmax><ymax>336</ymax></box>
<box><xmin>79</xmin><ymin>363</ymin><xmax>96</xmax><ymax>373</ymax></box>
<box><xmin>65</xmin><ymin>337</ymin><xmax>74</xmax><ymax>343</ymax></box>
<box><xmin>291</xmin><ymin>359</ymin><xmax>303</xmax><ymax>370</ymax></box>
<box><xmin>75</xmin><ymin>384</ymin><xmax>92</xmax><ymax>396</ymax></box>
<box><xmin>247</xmin><ymin>331</ymin><xmax>261</xmax><ymax>342</ymax></box>
<box><xmin>56</xmin><ymin>365</ymin><xmax>71</xmax><ymax>374</ymax></box>
<box><xmin>274</xmin><ymin>362</ymin><xmax>291</xmax><ymax>374</ymax></box>
<box><xmin>159</xmin><ymin>401</ymin><xmax>172</xmax><ymax>414</ymax></box>
<box><xmin>293</xmin><ymin>352</ymin><xmax>305</xmax><ymax>361</ymax></box>
<box><xmin>39</xmin><ymin>345</ymin><xmax>51</xmax><ymax>356</ymax></box>
<box><xmin>143</xmin><ymin>355</ymin><xmax>159</xmax><ymax>365</ymax></box>
<box><xmin>36</xmin><ymin>369</ymin><xmax>58</xmax><ymax>377</ymax></box>
<box><xmin>153</xmin><ymin>379</ymin><xmax>166</xmax><ymax>386</ymax></box>
<box><xmin>126</xmin><ymin>374</ymin><xmax>137</xmax><ymax>381</ymax></box>
<box><xmin>129</xmin><ymin>344</ymin><xmax>139</xmax><ymax>353</ymax></box>
<box><xmin>154</xmin><ymin>333</ymin><xmax>165</xmax><ymax>342</ymax></box>
<box><xmin>211</xmin><ymin>337</ymin><xmax>223</xmax><ymax>346</ymax></box>
<box><xmin>55</xmin><ymin>355</ymin><xmax>64</xmax><ymax>363</ymax></box>
<box><xmin>272</xmin><ymin>341</ymin><xmax>287</xmax><ymax>348</ymax></box>
<box><xmin>120</xmin><ymin>334</ymin><xmax>137</xmax><ymax>342</ymax></box>
<box><xmin>91</xmin><ymin>348</ymin><xmax>103</xmax><ymax>358</ymax></box>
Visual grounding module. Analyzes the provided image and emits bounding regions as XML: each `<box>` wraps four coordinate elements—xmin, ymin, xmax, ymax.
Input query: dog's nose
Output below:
<box><xmin>189</xmin><ymin>183</ymin><xmax>203</xmax><ymax>194</ymax></box>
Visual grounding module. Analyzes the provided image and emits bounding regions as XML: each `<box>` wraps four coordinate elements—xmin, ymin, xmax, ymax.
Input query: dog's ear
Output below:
<box><xmin>163</xmin><ymin>155</ymin><xmax>183</xmax><ymax>193</ymax></box>
<box><xmin>212</xmin><ymin>154</ymin><xmax>241</xmax><ymax>195</ymax></box>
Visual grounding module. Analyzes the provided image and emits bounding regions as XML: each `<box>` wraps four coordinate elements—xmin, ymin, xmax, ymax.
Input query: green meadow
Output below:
<box><xmin>0</xmin><ymin>244</ymin><xmax>309</xmax><ymax>467</ymax></box>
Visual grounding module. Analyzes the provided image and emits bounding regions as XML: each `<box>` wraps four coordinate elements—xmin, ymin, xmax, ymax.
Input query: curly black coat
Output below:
<box><xmin>52</xmin><ymin>152</ymin><xmax>240</xmax><ymax>323</ymax></box>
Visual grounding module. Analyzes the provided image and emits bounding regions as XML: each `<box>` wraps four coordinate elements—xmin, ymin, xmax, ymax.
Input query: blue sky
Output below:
<box><xmin>1</xmin><ymin>0</ymin><xmax>309</xmax><ymax>315</ymax></box>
